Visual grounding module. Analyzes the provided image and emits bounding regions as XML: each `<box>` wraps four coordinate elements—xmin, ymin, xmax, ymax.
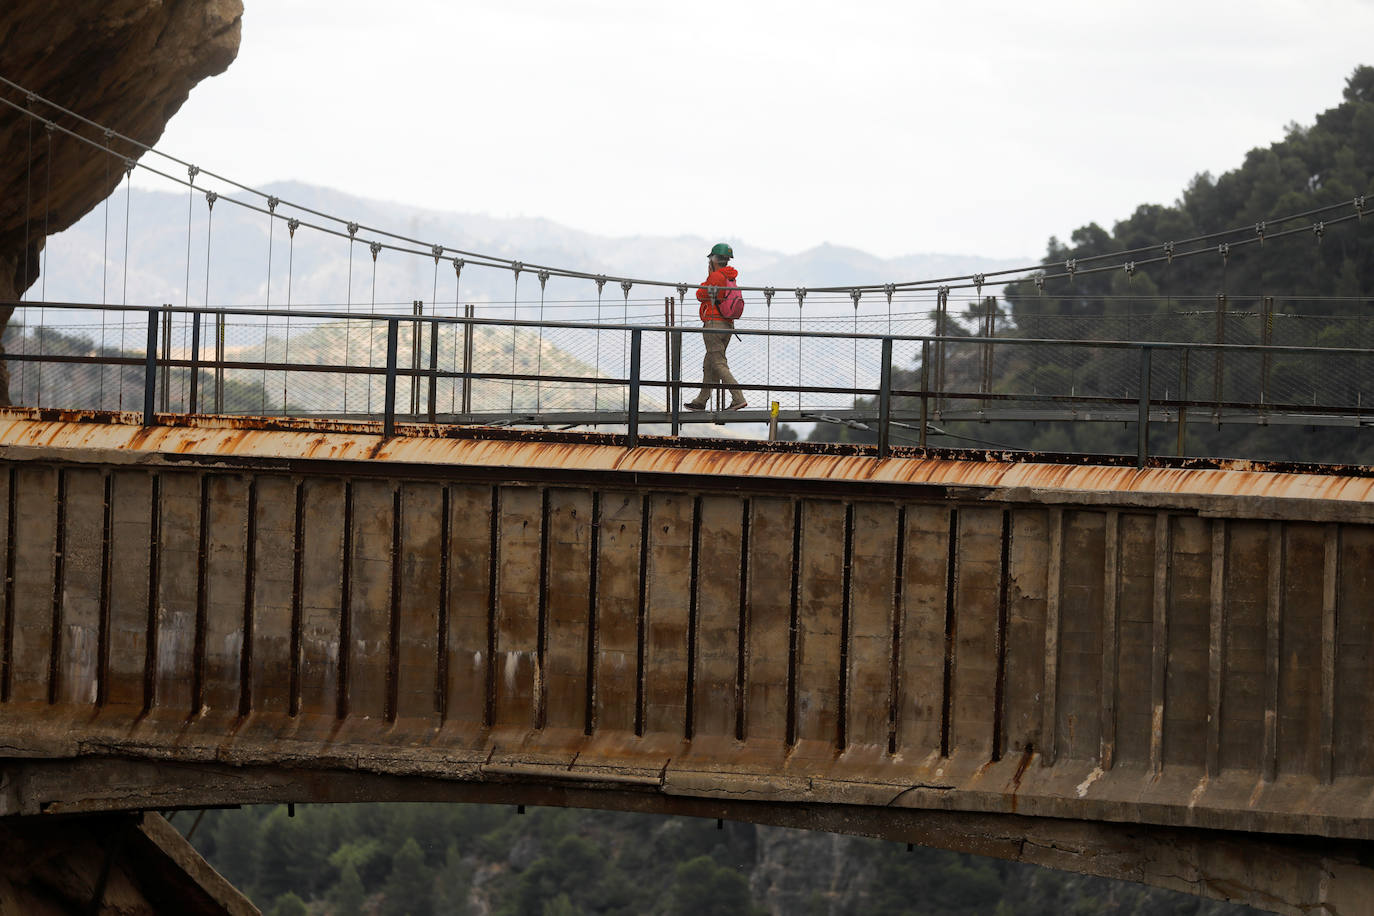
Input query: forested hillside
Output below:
<box><xmin>184</xmin><ymin>803</ymin><xmax>1262</xmax><ymax>916</ymax></box>
<box><xmin>814</xmin><ymin>66</ymin><xmax>1374</xmax><ymax>463</ymax></box>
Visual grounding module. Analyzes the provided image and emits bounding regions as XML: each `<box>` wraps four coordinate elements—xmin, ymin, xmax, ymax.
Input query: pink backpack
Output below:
<box><xmin>717</xmin><ymin>277</ymin><xmax>745</xmax><ymax>320</ymax></box>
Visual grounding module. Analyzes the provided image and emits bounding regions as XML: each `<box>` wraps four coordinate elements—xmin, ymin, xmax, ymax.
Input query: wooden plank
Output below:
<box><xmin>949</xmin><ymin>506</ymin><xmax>1003</xmax><ymax>760</ymax></box>
<box><xmin>394</xmin><ymin>482</ymin><xmax>443</xmax><ymax>720</ymax></box>
<box><xmin>593</xmin><ymin>490</ymin><xmax>641</xmax><ymax>735</ymax></box>
<box><xmin>846</xmin><ymin>502</ymin><xmax>898</xmax><ymax>750</ymax></box>
<box><xmin>9</xmin><ymin>465</ymin><xmax>58</xmax><ymax>703</ymax></box>
<box><xmin>895</xmin><ymin>504</ymin><xmax>952</xmax><ymax>758</ymax></box>
<box><xmin>444</xmin><ymin>485</ymin><xmax>494</xmax><ymax>726</ymax></box>
<box><xmin>542</xmin><ymin>488</ymin><xmax>592</xmax><ymax>731</ymax></box>
<box><xmin>643</xmin><ymin>493</ymin><xmax>693</xmax><ymax>737</ymax></box>
<box><xmin>297</xmin><ymin>478</ymin><xmax>345</xmax><ymax>718</ymax></box>
<box><xmin>744</xmin><ymin>496</ymin><xmax>794</xmax><ymax>743</ymax></box>
<box><xmin>57</xmin><ymin>469</ymin><xmax>104</xmax><ymax>707</ymax></box>
<box><xmin>105</xmin><ymin>471</ymin><xmax>152</xmax><ymax>708</ymax></box>
<box><xmin>152</xmin><ymin>471</ymin><xmax>199</xmax><ymax>712</ymax></box>
<box><xmin>494</xmin><ymin>486</ymin><xmax>541</xmax><ymax>729</ymax></box>
<box><xmin>200</xmin><ymin>475</ymin><xmax>249</xmax><ymax>716</ymax></box>
<box><xmin>249</xmin><ymin>476</ymin><xmax>296</xmax><ymax>716</ymax></box>
<box><xmin>694</xmin><ymin>496</ymin><xmax>744</xmax><ymax>740</ymax></box>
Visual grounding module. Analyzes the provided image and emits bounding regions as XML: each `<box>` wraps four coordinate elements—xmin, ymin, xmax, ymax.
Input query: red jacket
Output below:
<box><xmin>696</xmin><ymin>265</ymin><xmax>738</xmax><ymax>322</ymax></box>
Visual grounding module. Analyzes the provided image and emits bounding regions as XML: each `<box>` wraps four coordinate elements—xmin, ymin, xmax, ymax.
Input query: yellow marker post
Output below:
<box><xmin>769</xmin><ymin>400</ymin><xmax>780</xmax><ymax>441</ymax></box>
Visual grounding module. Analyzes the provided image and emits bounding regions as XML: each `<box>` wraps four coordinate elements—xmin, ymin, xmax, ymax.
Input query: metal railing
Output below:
<box><xmin>4</xmin><ymin>301</ymin><xmax>1373</xmax><ymax>466</ymax></box>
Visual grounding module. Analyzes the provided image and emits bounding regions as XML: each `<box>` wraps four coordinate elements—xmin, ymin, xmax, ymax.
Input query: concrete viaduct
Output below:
<box><xmin>2</xmin><ymin>408</ymin><xmax>1373</xmax><ymax>914</ymax></box>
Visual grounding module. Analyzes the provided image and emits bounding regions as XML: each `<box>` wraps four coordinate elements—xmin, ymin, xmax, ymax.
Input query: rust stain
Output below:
<box><xmin>0</xmin><ymin>407</ymin><xmax>1372</xmax><ymax>504</ymax></box>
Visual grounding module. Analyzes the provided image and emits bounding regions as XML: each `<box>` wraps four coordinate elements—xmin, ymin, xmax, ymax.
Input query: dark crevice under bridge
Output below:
<box><xmin>1</xmin><ymin>408</ymin><xmax>1373</xmax><ymax>915</ymax></box>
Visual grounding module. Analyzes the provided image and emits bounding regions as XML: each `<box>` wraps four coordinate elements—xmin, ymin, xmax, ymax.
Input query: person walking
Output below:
<box><xmin>685</xmin><ymin>242</ymin><xmax>747</xmax><ymax>411</ymax></box>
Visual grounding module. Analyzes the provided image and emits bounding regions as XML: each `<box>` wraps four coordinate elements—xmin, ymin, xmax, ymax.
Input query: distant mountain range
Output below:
<box><xmin>35</xmin><ymin>180</ymin><xmax>1028</xmax><ymax>321</ymax></box>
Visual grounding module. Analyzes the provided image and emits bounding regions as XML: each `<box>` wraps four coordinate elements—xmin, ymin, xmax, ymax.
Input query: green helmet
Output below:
<box><xmin>709</xmin><ymin>242</ymin><xmax>734</xmax><ymax>260</ymax></box>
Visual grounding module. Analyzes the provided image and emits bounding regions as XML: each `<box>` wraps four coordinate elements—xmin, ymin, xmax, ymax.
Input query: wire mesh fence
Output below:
<box><xmin>5</xmin><ymin>301</ymin><xmax>1374</xmax><ymax>464</ymax></box>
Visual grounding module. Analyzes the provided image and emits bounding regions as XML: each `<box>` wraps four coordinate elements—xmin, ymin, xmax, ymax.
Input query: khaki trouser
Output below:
<box><xmin>691</xmin><ymin>320</ymin><xmax>745</xmax><ymax>406</ymax></box>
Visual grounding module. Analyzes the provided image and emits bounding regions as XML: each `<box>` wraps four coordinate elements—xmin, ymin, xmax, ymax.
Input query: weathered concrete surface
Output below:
<box><xmin>0</xmin><ymin>809</ymin><xmax>257</xmax><ymax>915</ymax></box>
<box><xmin>3</xmin><ymin>410</ymin><xmax>1374</xmax><ymax>913</ymax></box>
<box><xmin>0</xmin><ymin>1</ymin><xmax>244</xmax><ymax>403</ymax></box>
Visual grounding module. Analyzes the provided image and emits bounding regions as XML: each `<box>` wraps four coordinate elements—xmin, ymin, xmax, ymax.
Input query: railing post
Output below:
<box><xmin>461</xmin><ymin>303</ymin><xmax>474</xmax><ymax>416</ymax></box>
<box><xmin>214</xmin><ymin>310</ymin><xmax>225</xmax><ymax>414</ymax></box>
<box><xmin>670</xmin><ymin>327</ymin><xmax>682</xmax><ymax>436</ymax></box>
<box><xmin>427</xmin><ymin>314</ymin><xmax>439</xmax><ymax>422</ymax></box>
<box><xmin>159</xmin><ymin>304</ymin><xmax>171</xmax><ymax>412</ymax></box>
<box><xmin>919</xmin><ymin>339</ymin><xmax>930</xmax><ymax>448</ymax></box>
<box><xmin>188</xmin><ymin>309</ymin><xmax>201</xmax><ymax>415</ymax></box>
<box><xmin>411</xmin><ymin>300</ymin><xmax>423</xmax><ymax>418</ymax></box>
<box><xmin>878</xmin><ymin>337</ymin><xmax>893</xmax><ymax>458</ymax></box>
<box><xmin>627</xmin><ymin>328</ymin><xmax>642</xmax><ymax>448</ymax></box>
<box><xmin>383</xmin><ymin>317</ymin><xmax>399</xmax><ymax>438</ymax></box>
<box><xmin>1137</xmin><ymin>345</ymin><xmax>1152</xmax><ymax>468</ymax></box>
<box><xmin>142</xmin><ymin>308</ymin><xmax>159</xmax><ymax>426</ymax></box>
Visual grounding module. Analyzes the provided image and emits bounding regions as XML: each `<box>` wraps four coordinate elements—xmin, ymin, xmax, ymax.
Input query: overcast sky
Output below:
<box><xmin>152</xmin><ymin>0</ymin><xmax>1374</xmax><ymax>263</ymax></box>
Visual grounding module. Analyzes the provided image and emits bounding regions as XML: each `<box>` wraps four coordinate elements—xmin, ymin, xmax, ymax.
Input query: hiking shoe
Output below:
<box><xmin>684</xmin><ymin>400</ymin><xmax>708</xmax><ymax>411</ymax></box>
<box><xmin>726</xmin><ymin>400</ymin><xmax>748</xmax><ymax>411</ymax></box>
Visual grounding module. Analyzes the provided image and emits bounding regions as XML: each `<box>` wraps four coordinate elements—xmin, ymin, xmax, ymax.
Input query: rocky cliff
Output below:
<box><xmin>0</xmin><ymin>0</ymin><xmax>243</xmax><ymax>404</ymax></box>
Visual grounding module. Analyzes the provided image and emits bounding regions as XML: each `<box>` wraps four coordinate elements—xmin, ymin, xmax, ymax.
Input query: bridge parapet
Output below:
<box><xmin>2</xmin><ymin>409</ymin><xmax>1373</xmax><ymax>911</ymax></box>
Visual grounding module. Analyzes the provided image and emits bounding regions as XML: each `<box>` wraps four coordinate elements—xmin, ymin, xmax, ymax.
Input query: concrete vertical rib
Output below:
<box><xmin>846</xmin><ymin>502</ymin><xmax>898</xmax><ymax>751</ymax></box>
<box><xmin>444</xmin><ymin>485</ymin><xmax>494</xmax><ymax>727</ymax></box>
<box><xmin>57</xmin><ymin>469</ymin><xmax>104</xmax><ymax>708</ymax></box>
<box><xmin>1320</xmin><ymin>524</ymin><xmax>1338</xmax><ymax>785</ymax></box>
<box><xmin>794</xmin><ymin>500</ymin><xmax>846</xmax><ymax>749</ymax></box>
<box><xmin>542</xmin><ymin>489</ymin><xmax>593</xmax><ymax>732</ymax></box>
<box><xmin>493</xmin><ymin>485</ymin><xmax>542</xmax><ymax>730</ymax></box>
<box><xmin>1263</xmin><ymin>521</ymin><xmax>1283</xmax><ymax>782</ymax></box>
<box><xmin>296</xmin><ymin>479</ymin><xmax>345</xmax><ymax>719</ymax></box>
<box><xmin>153</xmin><ymin>471</ymin><xmax>199</xmax><ymax>713</ymax></box>
<box><xmin>395</xmin><ymin>482</ymin><xmax>444</xmax><ymax>721</ymax></box>
<box><xmin>950</xmin><ymin>507</ymin><xmax>1003</xmax><ymax>761</ymax></box>
<box><xmin>249</xmin><ymin>476</ymin><xmax>297</xmax><ymax>717</ymax></box>
<box><xmin>593</xmin><ymin>491</ymin><xmax>642</xmax><ymax>735</ymax></box>
<box><xmin>1042</xmin><ymin>508</ymin><xmax>1063</xmax><ymax>766</ymax></box>
<box><xmin>105</xmin><ymin>472</ymin><xmax>152</xmax><ymax>710</ymax></box>
<box><xmin>10</xmin><ymin>466</ymin><xmax>58</xmax><ymax>704</ymax></box>
<box><xmin>1334</xmin><ymin>527</ymin><xmax>1374</xmax><ymax>778</ymax></box>
<box><xmin>1206</xmin><ymin>519</ymin><xmax>1227</xmax><ymax>778</ymax></box>
<box><xmin>344</xmin><ymin>480</ymin><xmax>395</xmax><ymax>722</ymax></box>
<box><xmin>201</xmin><ymin>475</ymin><xmax>249</xmax><ymax>717</ymax></box>
<box><xmin>743</xmin><ymin>497</ymin><xmax>792</xmax><ymax>744</ymax></box>
<box><xmin>897</xmin><ymin>504</ymin><xmax>953</xmax><ymax>758</ymax></box>
<box><xmin>642</xmin><ymin>493</ymin><xmax>693</xmax><ymax>737</ymax></box>
<box><xmin>1100</xmin><ymin>511</ymin><xmax>1119</xmax><ymax>771</ymax></box>
<box><xmin>1003</xmin><ymin>509</ymin><xmax>1049</xmax><ymax>757</ymax></box>
<box><xmin>691</xmin><ymin>495</ymin><xmax>742</xmax><ymax>741</ymax></box>
<box><xmin>1149</xmin><ymin>512</ymin><xmax>1170</xmax><ymax>776</ymax></box>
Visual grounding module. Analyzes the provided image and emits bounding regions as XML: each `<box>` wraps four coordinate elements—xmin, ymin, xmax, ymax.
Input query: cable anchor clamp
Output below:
<box><xmin>850</xmin><ymin>289</ymin><xmax>862</xmax><ymax>308</ymax></box>
<box><xmin>1033</xmin><ymin>276</ymin><xmax>1045</xmax><ymax>294</ymax></box>
<box><xmin>1218</xmin><ymin>242</ymin><xmax>1230</xmax><ymax>264</ymax></box>
<box><xmin>431</xmin><ymin>244</ymin><xmax>444</xmax><ymax>262</ymax></box>
<box><xmin>1255</xmin><ymin>220</ymin><xmax>1266</xmax><ymax>244</ymax></box>
<box><xmin>1124</xmin><ymin>261</ymin><xmax>1136</xmax><ymax>278</ymax></box>
<box><xmin>675</xmin><ymin>284</ymin><xmax>689</xmax><ymax>301</ymax></box>
<box><xmin>795</xmin><ymin>287</ymin><xmax>807</xmax><ymax>307</ymax></box>
<box><xmin>511</xmin><ymin>261</ymin><xmax>523</xmax><ymax>280</ymax></box>
<box><xmin>347</xmin><ymin>221</ymin><xmax>359</xmax><ymax>238</ymax></box>
<box><xmin>1163</xmin><ymin>241</ymin><xmax>1175</xmax><ymax>263</ymax></box>
<box><xmin>1356</xmin><ymin>196</ymin><xmax>1366</xmax><ymax>219</ymax></box>
<box><xmin>369</xmin><ymin>240</ymin><xmax>382</xmax><ymax>260</ymax></box>
<box><xmin>883</xmin><ymin>283</ymin><xmax>895</xmax><ymax>305</ymax></box>
<box><xmin>453</xmin><ymin>257</ymin><xmax>464</xmax><ymax>276</ymax></box>
<box><xmin>1063</xmin><ymin>259</ymin><xmax>1076</xmax><ymax>281</ymax></box>
<box><xmin>764</xmin><ymin>287</ymin><xmax>775</xmax><ymax>308</ymax></box>
<box><xmin>1313</xmin><ymin>220</ymin><xmax>1325</xmax><ymax>240</ymax></box>
<box><xmin>620</xmin><ymin>280</ymin><xmax>633</xmax><ymax>299</ymax></box>
<box><xmin>595</xmin><ymin>275</ymin><xmax>607</xmax><ymax>295</ymax></box>
<box><xmin>187</xmin><ymin>164</ymin><xmax>200</xmax><ymax>182</ymax></box>
<box><xmin>267</xmin><ymin>196</ymin><xmax>279</xmax><ymax>213</ymax></box>
<box><xmin>287</xmin><ymin>218</ymin><xmax>300</xmax><ymax>236</ymax></box>
<box><xmin>204</xmin><ymin>190</ymin><xmax>217</xmax><ymax>210</ymax></box>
